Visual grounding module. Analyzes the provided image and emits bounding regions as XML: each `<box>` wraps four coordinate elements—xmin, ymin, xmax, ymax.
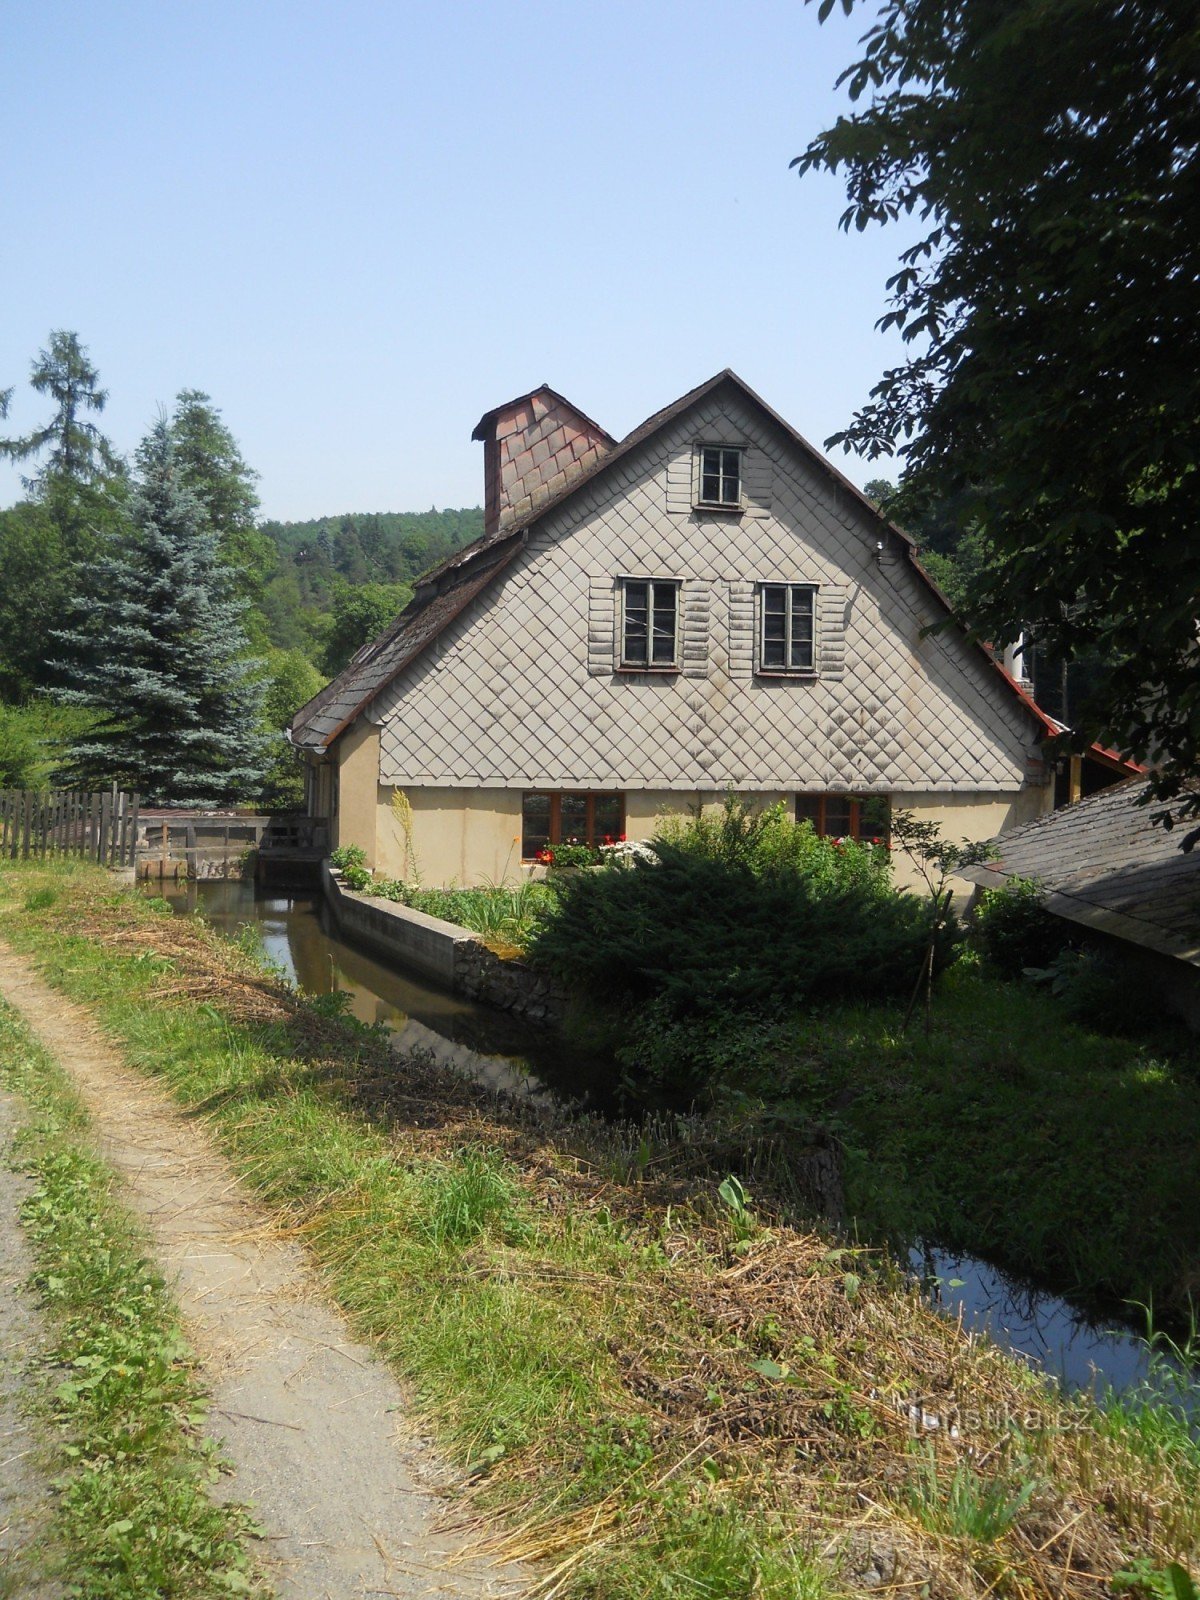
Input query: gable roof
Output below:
<box><xmin>288</xmin><ymin>370</ymin><xmax>1073</xmax><ymax>754</ymax></box>
<box><xmin>965</xmin><ymin>776</ymin><xmax>1200</xmax><ymax>965</ymax></box>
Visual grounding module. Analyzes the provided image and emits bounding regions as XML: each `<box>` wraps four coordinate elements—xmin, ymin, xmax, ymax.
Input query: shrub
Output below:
<box><xmin>1026</xmin><ymin>946</ymin><xmax>1165</xmax><ymax>1038</ymax></box>
<box><xmin>329</xmin><ymin>843</ymin><xmax>367</xmax><ymax>872</ymax></box>
<box><xmin>528</xmin><ymin>800</ymin><xmax>957</xmax><ymax>1106</ymax></box>
<box><xmin>971</xmin><ymin>875</ymin><xmax>1066</xmax><ymax>977</ymax></box>
<box><xmin>654</xmin><ymin>797</ymin><xmax>892</xmax><ymax>891</ymax></box>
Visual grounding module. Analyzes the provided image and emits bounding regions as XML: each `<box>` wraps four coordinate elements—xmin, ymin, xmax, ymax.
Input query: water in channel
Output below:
<box><xmin>150</xmin><ymin>876</ymin><xmax>1189</xmax><ymax>1407</ymax></box>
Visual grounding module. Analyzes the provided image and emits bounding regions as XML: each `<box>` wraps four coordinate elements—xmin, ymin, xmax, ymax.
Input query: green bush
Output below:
<box><xmin>329</xmin><ymin>843</ymin><xmax>367</xmax><ymax>872</ymax></box>
<box><xmin>970</xmin><ymin>875</ymin><xmax>1066</xmax><ymax>977</ymax></box>
<box><xmin>1027</xmin><ymin>946</ymin><xmax>1165</xmax><ymax>1038</ymax></box>
<box><xmin>529</xmin><ymin>800</ymin><xmax>956</xmax><ymax>1105</ymax></box>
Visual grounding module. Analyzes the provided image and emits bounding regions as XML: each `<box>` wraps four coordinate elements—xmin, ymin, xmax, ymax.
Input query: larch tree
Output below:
<box><xmin>53</xmin><ymin>419</ymin><xmax>266</xmax><ymax>804</ymax></box>
<box><xmin>0</xmin><ymin>330</ymin><xmax>121</xmax><ymax>489</ymax></box>
<box><xmin>796</xmin><ymin>0</ymin><xmax>1200</xmax><ymax>830</ymax></box>
<box><xmin>0</xmin><ymin>332</ymin><xmax>126</xmax><ymax>697</ymax></box>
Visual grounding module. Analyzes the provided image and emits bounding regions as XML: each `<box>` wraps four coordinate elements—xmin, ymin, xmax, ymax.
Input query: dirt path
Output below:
<box><xmin>0</xmin><ymin>944</ymin><xmax>530</xmax><ymax>1600</ymax></box>
<box><xmin>0</xmin><ymin>1091</ymin><xmax>61</xmax><ymax>1597</ymax></box>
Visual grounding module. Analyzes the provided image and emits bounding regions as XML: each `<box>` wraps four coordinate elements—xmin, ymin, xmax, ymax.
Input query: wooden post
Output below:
<box><xmin>1068</xmin><ymin>755</ymin><xmax>1083</xmax><ymax>806</ymax></box>
<box><xmin>22</xmin><ymin>791</ymin><xmax>32</xmax><ymax>860</ymax></box>
<box><xmin>107</xmin><ymin>783</ymin><xmax>119</xmax><ymax>866</ymax></box>
<box><xmin>128</xmin><ymin>794</ymin><xmax>140</xmax><ymax>869</ymax></box>
<box><xmin>99</xmin><ymin>789</ymin><xmax>112</xmax><ymax>867</ymax></box>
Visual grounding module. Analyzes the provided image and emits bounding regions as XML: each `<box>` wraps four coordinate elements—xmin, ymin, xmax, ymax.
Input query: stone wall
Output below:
<box><xmin>321</xmin><ymin>863</ymin><xmax>565</xmax><ymax>1026</ymax></box>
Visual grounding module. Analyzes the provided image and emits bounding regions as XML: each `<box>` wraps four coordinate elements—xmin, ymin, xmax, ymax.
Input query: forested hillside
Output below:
<box><xmin>0</xmin><ymin>329</ymin><xmax>482</xmax><ymax>804</ymax></box>
<box><xmin>260</xmin><ymin>507</ymin><xmax>483</xmax><ymax>661</ymax></box>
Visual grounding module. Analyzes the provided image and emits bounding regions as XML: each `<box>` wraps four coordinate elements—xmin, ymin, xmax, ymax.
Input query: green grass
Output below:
<box><xmin>0</xmin><ymin>999</ymin><xmax>266</xmax><ymax>1599</ymax></box>
<box><xmin>903</xmin><ymin>1443</ymin><xmax>1042</xmax><ymax>1544</ymax></box>
<box><xmin>674</xmin><ymin>962</ymin><xmax>1200</xmax><ymax>1318</ymax></box>
<box><xmin>4</xmin><ymin>859</ymin><xmax>1200</xmax><ymax>1598</ymax></box>
<box><xmin>368</xmin><ymin>876</ymin><xmax>556</xmax><ymax>953</ymax></box>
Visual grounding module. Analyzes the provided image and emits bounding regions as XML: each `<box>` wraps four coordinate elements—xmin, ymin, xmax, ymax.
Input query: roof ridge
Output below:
<box><xmin>290</xmin><ymin>370</ymin><xmax>1093</xmax><ymax>754</ymax></box>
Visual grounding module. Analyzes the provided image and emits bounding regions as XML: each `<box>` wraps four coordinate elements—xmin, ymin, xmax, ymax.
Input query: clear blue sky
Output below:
<box><xmin>1</xmin><ymin>1</ymin><xmax>914</xmax><ymax>522</ymax></box>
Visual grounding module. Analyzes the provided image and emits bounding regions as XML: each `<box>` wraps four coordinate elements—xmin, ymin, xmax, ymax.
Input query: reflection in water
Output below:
<box><xmin>913</xmin><ymin>1245</ymin><xmax>1191</xmax><ymax>1401</ymax></box>
<box><xmin>152</xmin><ymin>878</ymin><xmax>575</xmax><ymax>1105</ymax></box>
<box><xmin>150</xmin><ymin>879</ymin><xmax>1191</xmax><ymax>1403</ymax></box>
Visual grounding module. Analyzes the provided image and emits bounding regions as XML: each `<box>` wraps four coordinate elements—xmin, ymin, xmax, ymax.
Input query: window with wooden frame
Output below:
<box><xmin>620</xmin><ymin>578</ymin><xmax>680</xmax><ymax>670</ymax></box>
<box><xmin>696</xmin><ymin>445</ymin><xmax>743</xmax><ymax>509</ymax></box>
<box><xmin>795</xmin><ymin>794</ymin><xmax>890</xmax><ymax>843</ymax></box>
<box><xmin>521</xmin><ymin>792</ymin><xmax>626</xmax><ymax>860</ymax></box>
<box><xmin>758</xmin><ymin>583</ymin><xmax>817</xmax><ymax>674</ymax></box>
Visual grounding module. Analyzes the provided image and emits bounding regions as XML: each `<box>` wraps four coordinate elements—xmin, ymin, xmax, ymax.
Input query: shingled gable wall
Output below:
<box><xmin>329</xmin><ymin>379</ymin><xmax>1054</xmax><ymax>888</ymax></box>
<box><xmin>476</xmin><ymin>388</ymin><xmax>615</xmax><ymax>537</ymax></box>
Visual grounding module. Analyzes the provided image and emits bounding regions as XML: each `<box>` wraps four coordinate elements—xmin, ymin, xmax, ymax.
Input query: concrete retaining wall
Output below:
<box><xmin>320</xmin><ymin>863</ymin><xmax>565</xmax><ymax>1025</ymax></box>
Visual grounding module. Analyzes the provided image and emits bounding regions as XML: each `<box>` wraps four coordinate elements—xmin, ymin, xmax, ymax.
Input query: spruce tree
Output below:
<box><xmin>54</xmin><ymin>420</ymin><xmax>266</xmax><ymax>805</ymax></box>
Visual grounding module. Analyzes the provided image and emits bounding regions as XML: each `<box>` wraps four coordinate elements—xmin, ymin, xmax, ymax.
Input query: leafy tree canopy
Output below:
<box><xmin>320</xmin><ymin>579</ymin><xmax>413</xmax><ymax>676</ymax></box>
<box><xmin>796</xmin><ymin>0</ymin><xmax>1200</xmax><ymax>822</ymax></box>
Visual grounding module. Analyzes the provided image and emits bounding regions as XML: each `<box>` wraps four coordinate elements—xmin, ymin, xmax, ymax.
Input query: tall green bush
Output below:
<box><xmin>529</xmin><ymin>800</ymin><xmax>957</xmax><ymax>1104</ymax></box>
<box><xmin>971</xmin><ymin>876</ymin><xmax>1066</xmax><ymax>977</ymax></box>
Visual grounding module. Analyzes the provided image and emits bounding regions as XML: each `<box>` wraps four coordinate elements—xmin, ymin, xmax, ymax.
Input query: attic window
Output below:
<box><xmin>697</xmin><ymin>446</ymin><xmax>742</xmax><ymax>509</ymax></box>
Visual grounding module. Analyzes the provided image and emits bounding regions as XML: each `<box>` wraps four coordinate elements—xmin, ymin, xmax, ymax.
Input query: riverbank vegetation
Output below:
<box><xmin>329</xmin><ymin>806</ymin><xmax>1200</xmax><ymax>1316</ymax></box>
<box><xmin>329</xmin><ymin>844</ymin><xmax>556</xmax><ymax>955</ymax></box>
<box><xmin>506</xmin><ymin>803</ymin><xmax>1200</xmax><ymax>1320</ymax></box>
<box><xmin>1</xmin><ymin>857</ymin><xmax>1198</xmax><ymax>1598</ymax></box>
<box><xmin>0</xmin><ymin>998</ymin><xmax>265</xmax><ymax>1598</ymax></box>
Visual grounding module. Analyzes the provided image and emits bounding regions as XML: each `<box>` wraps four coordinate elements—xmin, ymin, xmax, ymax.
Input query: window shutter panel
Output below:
<box><xmin>741</xmin><ymin>450</ymin><xmax>772</xmax><ymax>518</ymax></box>
<box><xmin>818</xmin><ymin>585</ymin><xmax>848</xmax><ymax>680</ymax></box>
<box><xmin>681</xmin><ymin>579</ymin><xmax>710</xmax><ymax>678</ymax></box>
<box><xmin>666</xmin><ymin>449</ymin><xmax>692</xmax><ymax>514</ymax></box>
<box><xmin>727</xmin><ymin>581</ymin><xmax>755</xmax><ymax>678</ymax></box>
<box><xmin>587</xmin><ymin>575</ymin><xmax>616</xmax><ymax>675</ymax></box>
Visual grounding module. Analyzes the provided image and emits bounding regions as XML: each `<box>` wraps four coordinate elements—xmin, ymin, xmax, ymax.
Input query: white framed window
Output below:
<box><xmin>758</xmin><ymin>583</ymin><xmax>817</xmax><ymax>674</ymax></box>
<box><xmin>696</xmin><ymin>445</ymin><xmax>743</xmax><ymax>509</ymax></box>
<box><xmin>620</xmin><ymin>578</ymin><xmax>680</xmax><ymax>669</ymax></box>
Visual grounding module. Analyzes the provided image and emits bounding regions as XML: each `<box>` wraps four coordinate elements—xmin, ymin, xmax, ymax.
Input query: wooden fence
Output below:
<box><xmin>0</xmin><ymin>785</ymin><xmax>140</xmax><ymax>868</ymax></box>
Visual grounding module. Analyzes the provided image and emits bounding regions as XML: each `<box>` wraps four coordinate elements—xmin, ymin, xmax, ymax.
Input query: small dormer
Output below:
<box><xmin>472</xmin><ymin>385</ymin><xmax>615</xmax><ymax>536</ymax></box>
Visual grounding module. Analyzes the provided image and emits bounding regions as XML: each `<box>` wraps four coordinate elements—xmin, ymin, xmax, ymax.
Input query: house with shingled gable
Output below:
<box><xmin>290</xmin><ymin>370</ymin><xmax>1083</xmax><ymax>888</ymax></box>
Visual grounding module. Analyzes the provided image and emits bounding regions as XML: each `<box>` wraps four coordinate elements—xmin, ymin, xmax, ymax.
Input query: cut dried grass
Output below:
<box><xmin>2</xmin><ymin>860</ymin><xmax>1197</xmax><ymax>1599</ymax></box>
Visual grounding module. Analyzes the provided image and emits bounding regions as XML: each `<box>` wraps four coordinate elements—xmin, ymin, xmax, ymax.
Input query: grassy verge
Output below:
<box><xmin>1</xmin><ymin>859</ymin><xmax>1198</xmax><ymax>1599</ymax></box>
<box><xmin>665</xmin><ymin>966</ymin><xmax>1200</xmax><ymax>1319</ymax></box>
<box><xmin>0</xmin><ymin>998</ymin><xmax>267</xmax><ymax>1599</ymax></box>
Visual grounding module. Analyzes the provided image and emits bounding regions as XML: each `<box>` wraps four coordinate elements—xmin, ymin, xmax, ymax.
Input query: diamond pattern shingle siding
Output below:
<box><xmin>369</xmin><ymin>387</ymin><xmax>1042</xmax><ymax>795</ymax></box>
